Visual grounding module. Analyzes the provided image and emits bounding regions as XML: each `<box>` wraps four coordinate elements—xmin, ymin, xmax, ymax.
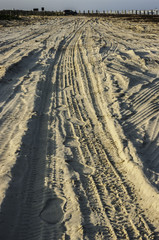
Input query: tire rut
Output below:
<box><xmin>0</xmin><ymin>18</ymin><xmax>158</xmax><ymax>240</ymax></box>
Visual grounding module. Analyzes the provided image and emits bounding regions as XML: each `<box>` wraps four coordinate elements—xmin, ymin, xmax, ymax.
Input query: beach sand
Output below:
<box><xmin>0</xmin><ymin>16</ymin><xmax>159</xmax><ymax>239</ymax></box>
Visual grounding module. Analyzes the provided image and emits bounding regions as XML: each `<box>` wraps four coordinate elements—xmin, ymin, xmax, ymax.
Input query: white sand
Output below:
<box><xmin>0</xmin><ymin>16</ymin><xmax>159</xmax><ymax>239</ymax></box>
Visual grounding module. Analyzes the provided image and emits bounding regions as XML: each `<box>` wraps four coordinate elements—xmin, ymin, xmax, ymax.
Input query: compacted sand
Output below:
<box><xmin>0</xmin><ymin>16</ymin><xmax>159</xmax><ymax>239</ymax></box>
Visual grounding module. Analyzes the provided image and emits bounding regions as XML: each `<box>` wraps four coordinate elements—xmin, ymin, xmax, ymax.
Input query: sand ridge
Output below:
<box><xmin>0</xmin><ymin>16</ymin><xmax>159</xmax><ymax>239</ymax></box>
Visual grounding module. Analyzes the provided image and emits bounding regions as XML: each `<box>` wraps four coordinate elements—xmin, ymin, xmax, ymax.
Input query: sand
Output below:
<box><xmin>0</xmin><ymin>16</ymin><xmax>159</xmax><ymax>239</ymax></box>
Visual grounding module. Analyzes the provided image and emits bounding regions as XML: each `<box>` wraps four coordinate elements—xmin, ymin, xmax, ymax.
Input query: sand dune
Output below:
<box><xmin>0</xmin><ymin>16</ymin><xmax>159</xmax><ymax>239</ymax></box>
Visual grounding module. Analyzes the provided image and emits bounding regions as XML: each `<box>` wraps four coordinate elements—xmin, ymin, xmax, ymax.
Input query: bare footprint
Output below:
<box><xmin>63</xmin><ymin>136</ymin><xmax>79</xmax><ymax>147</ymax></box>
<box><xmin>40</xmin><ymin>197</ymin><xmax>65</xmax><ymax>224</ymax></box>
<box><xmin>66</xmin><ymin>159</ymin><xmax>95</xmax><ymax>176</ymax></box>
<box><xmin>82</xmin><ymin>165</ymin><xmax>95</xmax><ymax>175</ymax></box>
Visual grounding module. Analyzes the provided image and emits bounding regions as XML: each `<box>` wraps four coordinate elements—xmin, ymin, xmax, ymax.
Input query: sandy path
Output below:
<box><xmin>0</xmin><ymin>17</ymin><xmax>159</xmax><ymax>239</ymax></box>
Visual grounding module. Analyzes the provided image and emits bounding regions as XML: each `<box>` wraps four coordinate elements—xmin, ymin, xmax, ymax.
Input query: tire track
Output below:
<box><xmin>0</xmin><ymin>17</ymin><xmax>159</xmax><ymax>240</ymax></box>
<box><xmin>56</xmin><ymin>23</ymin><xmax>155</xmax><ymax>239</ymax></box>
<box><xmin>62</xmin><ymin>20</ymin><xmax>157</xmax><ymax>239</ymax></box>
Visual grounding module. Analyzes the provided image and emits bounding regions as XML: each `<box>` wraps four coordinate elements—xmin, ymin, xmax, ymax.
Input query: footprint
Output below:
<box><xmin>69</xmin><ymin>117</ymin><xmax>85</xmax><ymax>126</ymax></box>
<box><xmin>40</xmin><ymin>198</ymin><xmax>65</xmax><ymax>224</ymax></box>
<box><xmin>82</xmin><ymin>166</ymin><xmax>95</xmax><ymax>176</ymax></box>
<box><xmin>63</xmin><ymin>85</ymin><xmax>73</xmax><ymax>91</ymax></box>
<box><xmin>66</xmin><ymin>160</ymin><xmax>95</xmax><ymax>176</ymax></box>
<box><xmin>56</xmin><ymin>105</ymin><xmax>67</xmax><ymax>111</ymax></box>
<box><xmin>63</xmin><ymin>136</ymin><xmax>79</xmax><ymax>147</ymax></box>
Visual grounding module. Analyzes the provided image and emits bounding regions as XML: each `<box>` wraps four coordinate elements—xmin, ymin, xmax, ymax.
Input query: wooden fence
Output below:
<box><xmin>80</xmin><ymin>9</ymin><xmax>159</xmax><ymax>15</ymax></box>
